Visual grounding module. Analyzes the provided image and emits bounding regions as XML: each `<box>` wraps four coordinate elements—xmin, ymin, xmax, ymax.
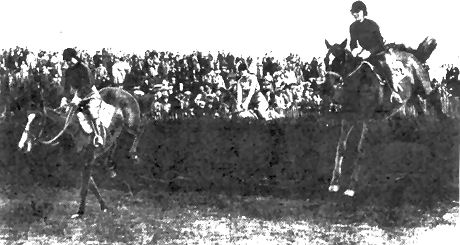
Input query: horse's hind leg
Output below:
<box><xmin>103</xmin><ymin>129</ymin><xmax>122</xmax><ymax>178</ymax></box>
<box><xmin>344</xmin><ymin>121</ymin><xmax>368</xmax><ymax>197</ymax></box>
<box><xmin>88</xmin><ymin>176</ymin><xmax>108</xmax><ymax>212</ymax></box>
<box><xmin>427</xmin><ymin>90</ymin><xmax>447</xmax><ymax>119</ymax></box>
<box><xmin>127</xmin><ymin>127</ymin><xmax>142</xmax><ymax>163</ymax></box>
<box><xmin>329</xmin><ymin>119</ymin><xmax>354</xmax><ymax>192</ymax></box>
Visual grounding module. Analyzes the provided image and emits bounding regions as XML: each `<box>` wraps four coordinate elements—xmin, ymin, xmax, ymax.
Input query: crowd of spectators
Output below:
<box><xmin>0</xmin><ymin>46</ymin><xmax>331</xmax><ymax>120</ymax></box>
<box><xmin>0</xmin><ymin>46</ymin><xmax>459</xmax><ymax>120</ymax></box>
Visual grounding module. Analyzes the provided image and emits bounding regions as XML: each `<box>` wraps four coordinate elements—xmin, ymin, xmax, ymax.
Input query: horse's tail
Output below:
<box><xmin>414</xmin><ymin>37</ymin><xmax>437</xmax><ymax>63</ymax></box>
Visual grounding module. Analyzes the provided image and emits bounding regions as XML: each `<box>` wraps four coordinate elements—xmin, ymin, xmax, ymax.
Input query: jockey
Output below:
<box><xmin>236</xmin><ymin>62</ymin><xmax>270</xmax><ymax>120</ymax></box>
<box><xmin>349</xmin><ymin>1</ymin><xmax>403</xmax><ymax>104</ymax></box>
<box><xmin>62</xmin><ymin>48</ymin><xmax>104</xmax><ymax>147</ymax></box>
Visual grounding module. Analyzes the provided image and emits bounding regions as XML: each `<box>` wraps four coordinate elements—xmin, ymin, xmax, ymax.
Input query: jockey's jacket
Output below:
<box><xmin>350</xmin><ymin>18</ymin><xmax>385</xmax><ymax>55</ymax></box>
<box><xmin>65</xmin><ymin>61</ymin><xmax>94</xmax><ymax>98</ymax></box>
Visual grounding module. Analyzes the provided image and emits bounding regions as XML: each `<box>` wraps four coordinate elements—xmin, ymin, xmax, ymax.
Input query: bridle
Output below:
<box><xmin>27</xmin><ymin>105</ymin><xmax>77</xmax><ymax>145</ymax></box>
<box><xmin>325</xmin><ymin>60</ymin><xmax>383</xmax><ymax>85</ymax></box>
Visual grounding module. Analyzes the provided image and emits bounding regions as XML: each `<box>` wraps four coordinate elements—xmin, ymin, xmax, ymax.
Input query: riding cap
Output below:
<box><xmin>63</xmin><ymin>48</ymin><xmax>78</xmax><ymax>62</ymax></box>
<box><xmin>350</xmin><ymin>1</ymin><xmax>367</xmax><ymax>15</ymax></box>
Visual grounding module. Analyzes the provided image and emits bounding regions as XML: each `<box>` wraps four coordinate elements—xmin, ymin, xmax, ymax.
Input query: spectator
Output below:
<box><xmin>93</xmin><ymin>51</ymin><xmax>103</xmax><ymax>68</ymax></box>
<box><xmin>111</xmin><ymin>57</ymin><xmax>130</xmax><ymax>87</ymax></box>
<box><xmin>236</xmin><ymin>62</ymin><xmax>270</xmax><ymax>120</ymax></box>
<box><xmin>94</xmin><ymin>63</ymin><xmax>109</xmax><ymax>88</ymax></box>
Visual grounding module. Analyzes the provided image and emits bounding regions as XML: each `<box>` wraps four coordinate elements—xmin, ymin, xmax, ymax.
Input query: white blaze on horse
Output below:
<box><xmin>18</xmin><ymin>87</ymin><xmax>142</xmax><ymax>218</ymax></box>
<box><xmin>323</xmin><ymin>37</ymin><xmax>445</xmax><ymax>197</ymax></box>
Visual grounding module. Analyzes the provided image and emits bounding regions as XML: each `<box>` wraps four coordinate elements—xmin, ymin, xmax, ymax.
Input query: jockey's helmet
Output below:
<box><xmin>63</xmin><ymin>48</ymin><xmax>78</xmax><ymax>62</ymax></box>
<box><xmin>351</xmin><ymin>1</ymin><xmax>367</xmax><ymax>16</ymax></box>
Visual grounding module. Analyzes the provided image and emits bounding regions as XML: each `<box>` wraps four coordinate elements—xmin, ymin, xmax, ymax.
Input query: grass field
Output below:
<box><xmin>0</xmin><ymin>185</ymin><xmax>457</xmax><ymax>244</ymax></box>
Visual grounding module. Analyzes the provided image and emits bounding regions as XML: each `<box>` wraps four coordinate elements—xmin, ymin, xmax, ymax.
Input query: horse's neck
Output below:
<box><xmin>342</xmin><ymin>52</ymin><xmax>360</xmax><ymax>75</ymax></box>
<box><xmin>44</xmin><ymin>107</ymin><xmax>71</xmax><ymax>128</ymax></box>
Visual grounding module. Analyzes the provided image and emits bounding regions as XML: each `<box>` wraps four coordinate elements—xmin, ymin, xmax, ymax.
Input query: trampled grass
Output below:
<box><xmin>0</xmin><ymin>186</ymin><xmax>457</xmax><ymax>244</ymax></box>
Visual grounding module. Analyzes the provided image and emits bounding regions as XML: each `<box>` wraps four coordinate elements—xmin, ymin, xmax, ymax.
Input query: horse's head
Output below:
<box><xmin>324</xmin><ymin>39</ymin><xmax>357</xmax><ymax>75</ymax></box>
<box><xmin>18</xmin><ymin>106</ymin><xmax>73</xmax><ymax>153</ymax></box>
<box><xmin>18</xmin><ymin>110</ymin><xmax>45</xmax><ymax>153</ymax></box>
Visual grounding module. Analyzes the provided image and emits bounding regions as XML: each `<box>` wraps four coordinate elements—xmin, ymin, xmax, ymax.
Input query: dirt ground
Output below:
<box><xmin>0</xmin><ymin>186</ymin><xmax>457</xmax><ymax>244</ymax></box>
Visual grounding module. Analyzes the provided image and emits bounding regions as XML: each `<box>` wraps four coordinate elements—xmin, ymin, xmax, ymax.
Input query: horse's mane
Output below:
<box><xmin>384</xmin><ymin>43</ymin><xmax>417</xmax><ymax>54</ymax></box>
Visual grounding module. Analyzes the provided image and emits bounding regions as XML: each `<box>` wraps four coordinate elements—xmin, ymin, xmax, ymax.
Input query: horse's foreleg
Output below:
<box><xmin>88</xmin><ymin>176</ymin><xmax>108</xmax><ymax>212</ymax></box>
<box><xmin>329</xmin><ymin>119</ymin><xmax>354</xmax><ymax>192</ymax></box>
<box><xmin>72</xmin><ymin>160</ymin><xmax>93</xmax><ymax>219</ymax></box>
<box><xmin>344</xmin><ymin>121</ymin><xmax>368</xmax><ymax>197</ymax></box>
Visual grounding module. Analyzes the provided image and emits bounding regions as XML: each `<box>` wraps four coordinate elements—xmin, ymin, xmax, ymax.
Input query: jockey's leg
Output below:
<box><xmin>87</xmin><ymin>87</ymin><xmax>104</xmax><ymax>147</ymax></box>
<box><xmin>76</xmin><ymin>112</ymin><xmax>93</xmax><ymax>134</ymax></box>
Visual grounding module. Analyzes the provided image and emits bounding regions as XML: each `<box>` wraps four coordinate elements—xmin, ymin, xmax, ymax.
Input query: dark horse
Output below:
<box><xmin>322</xmin><ymin>37</ymin><xmax>444</xmax><ymax>197</ymax></box>
<box><xmin>18</xmin><ymin>87</ymin><xmax>142</xmax><ymax>218</ymax></box>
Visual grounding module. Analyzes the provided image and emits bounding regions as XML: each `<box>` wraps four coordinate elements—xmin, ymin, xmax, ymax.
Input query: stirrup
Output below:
<box><xmin>108</xmin><ymin>167</ymin><xmax>117</xmax><ymax>178</ymax></box>
<box><xmin>93</xmin><ymin>135</ymin><xmax>104</xmax><ymax>147</ymax></box>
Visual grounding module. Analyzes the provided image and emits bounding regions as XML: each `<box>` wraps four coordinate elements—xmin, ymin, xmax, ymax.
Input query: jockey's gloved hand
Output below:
<box><xmin>70</xmin><ymin>94</ymin><xmax>82</xmax><ymax>105</ymax></box>
<box><xmin>351</xmin><ymin>48</ymin><xmax>361</xmax><ymax>57</ymax></box>
<box><xmin>358</xmin><ymin>50</ymin><xmax>371</xmax><ymax>59</ymax></box>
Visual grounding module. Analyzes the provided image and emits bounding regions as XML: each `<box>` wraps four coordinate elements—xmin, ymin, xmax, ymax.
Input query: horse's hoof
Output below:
<box><xmin>131</xmin><ymin>154</ymin><xmax>141</xmax><ymax>164</ymax></box>
<box><xmin>109</xmin><ymin>170</ymin><xmax>117</xmax><ymax>178</ymax></box>
<box><xmin>344</xmin><ymin>189</ymin><xmax>355</xmax><ymax>197</ymax></box>
<box><xmin>328</xmin><ymin>185</ymin><xmax>340</xmax><ymax>192</ymax></box>
<box><xmin>71</xmin><ymin>213</ymin><xmax>83</xmax><ymax>219</ymax></box>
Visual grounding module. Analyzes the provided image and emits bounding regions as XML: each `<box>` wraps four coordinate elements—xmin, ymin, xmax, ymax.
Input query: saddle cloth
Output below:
<box><xmin>82</xmin><ymin>91</ymin><xmax>117</xmax><ymax>131</ymax></box>
<box><xmin>90</xmin><ymin>98</ymin><xmax>116</xmax><ymax>129</ymax></box>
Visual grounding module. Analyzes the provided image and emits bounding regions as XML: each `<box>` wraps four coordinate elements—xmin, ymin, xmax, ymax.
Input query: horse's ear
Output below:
<box><xmin>325</xmin><ymin>40</ymin><xmax>332</xmax><ymax>49</ymax></box>
<box><xmin>340</xmin><ymin>39</ymin><xmax>347</xmax><ymax>49</ymax></box>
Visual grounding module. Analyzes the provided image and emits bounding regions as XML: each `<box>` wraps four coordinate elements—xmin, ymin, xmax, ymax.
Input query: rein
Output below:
<box><xmin>325</xmin><ymin>60</ymin><xmax>383</xmax><ymax>83</ymax></box>
<box><xmin>38</xmin><ymin>105</ymin><xmax>76</xmax><ymax>145</ymax></box>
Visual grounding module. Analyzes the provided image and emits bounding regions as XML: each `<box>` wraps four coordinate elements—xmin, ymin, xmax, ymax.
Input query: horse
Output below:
<box><xmin>322</xmin><ymin>37</ymin><xmax>444</xmax><ymax>197</ymax></box>
<box><xmin>17</xmin><ymin>87</ymin><xmax>142</xmax><ymax>218</ymax></box>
